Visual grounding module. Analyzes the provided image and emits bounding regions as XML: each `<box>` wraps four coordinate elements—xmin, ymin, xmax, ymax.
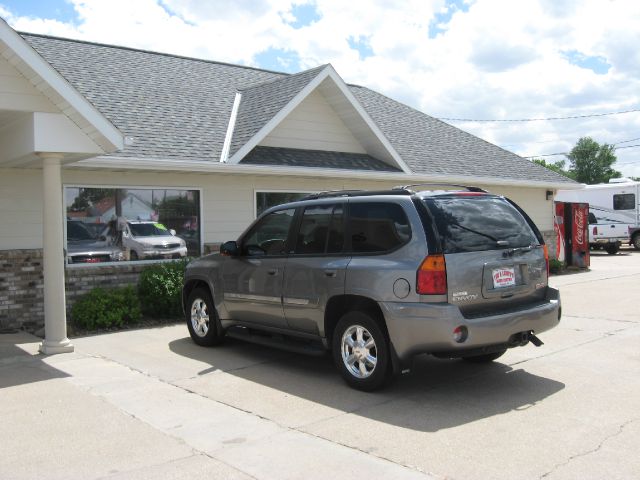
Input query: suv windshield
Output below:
<box><xmin>129</xmin><ymin>223</ymin><xmax>169</xmax><ymax>237</ymax></box>
<box><xmin>422</xmin><ymin>195</ymin><xmax>539</xmax><ymax>253</ymax></box>
<box><xmin>67</xmin><ymin>221</ymin><xmax>96</xmax><ymax>241</ymax></box>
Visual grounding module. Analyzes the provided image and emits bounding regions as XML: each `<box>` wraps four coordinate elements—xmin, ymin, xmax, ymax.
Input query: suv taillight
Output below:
<box><xmin>543</xmin><ymin>245</ymin><xmax>549</xmax><ymax>277</ymax></box>
<box><xmin>593</xmin><ymin>226</ymin><xmax>598</xmax><ymax>235</ymax></box>
<box><xmin>417</xmin><ymin>254</ymin><xmax>447</xmax><ymax>295</ymax></box>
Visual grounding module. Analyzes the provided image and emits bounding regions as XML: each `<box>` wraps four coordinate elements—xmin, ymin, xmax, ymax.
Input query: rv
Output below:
<box><xmin>556</xmin><ymin>179</ymin><xmax>640</xmax><ymax>250</ymax></box>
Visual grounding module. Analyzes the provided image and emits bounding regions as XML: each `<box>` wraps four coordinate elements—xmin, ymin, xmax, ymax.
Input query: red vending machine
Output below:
<box><xmin>554</xmin><ymin>202</ymin><xmax>590</xmax><ymax>268</ymax></box>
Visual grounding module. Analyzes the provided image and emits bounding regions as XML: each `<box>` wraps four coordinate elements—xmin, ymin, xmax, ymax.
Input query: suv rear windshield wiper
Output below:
<box><xmin>449</xmin><ymin>222</ymin><xmax>499</xmax><ymax>243</ymax></box>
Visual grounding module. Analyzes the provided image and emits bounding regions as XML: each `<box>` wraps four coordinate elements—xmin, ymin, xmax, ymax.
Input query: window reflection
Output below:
<box><xmin>65</xmin><ymin>187</ymin><xmax>201</xmax><ymax>264</ymax></box>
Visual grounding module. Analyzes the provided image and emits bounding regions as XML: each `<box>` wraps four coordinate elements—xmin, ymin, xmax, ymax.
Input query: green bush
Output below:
<box><xmin>71</xmin><ymin>286</ymin><xmax>142</xmax><ymax>330</ymax></box>
<box><xmin>549</xmin><ymin>258</ymin><xmax>564</xmax><ymax>275</ymax></box>
<box><xmin>137</xmin><ymin>259</ymin><xmax>189</xmax><ymax>318</ymax></box>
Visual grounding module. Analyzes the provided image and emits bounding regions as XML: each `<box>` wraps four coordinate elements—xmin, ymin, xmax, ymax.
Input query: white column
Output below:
<box><xmin>39</xmin><ymin>154</ymin><xmax>74</xmax><ymax>354</ymax></box>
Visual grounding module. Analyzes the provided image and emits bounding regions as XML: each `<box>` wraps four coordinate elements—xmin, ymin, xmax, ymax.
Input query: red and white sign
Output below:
<box><xmin>492</xmin><ymin>267</ymin><xmax>516</xmax><ymax>288</ymax></box>
<box><xmin>574</xmin><ymin>208</ymin><xmax>586</xmax><ymax>246</ymax></box>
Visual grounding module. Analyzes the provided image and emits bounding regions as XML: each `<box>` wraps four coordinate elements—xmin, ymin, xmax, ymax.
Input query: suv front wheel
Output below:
<box><xmin>332</xmin><ymin>311</ymin><xmax>391</xmax><ymax>391</ymax></box>
<box><xmin>186</xmin><ymin>287</ymin><xmax>225</xmax><ymax>346</ymax></box>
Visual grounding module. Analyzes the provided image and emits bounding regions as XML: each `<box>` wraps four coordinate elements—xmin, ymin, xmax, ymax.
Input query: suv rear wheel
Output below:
<box><xmin>332</xmin><ymin>311</ymin><xmax>391</xmax><ymax>391</ymax></box>
<box><xmin>186</xmin><ymin>287</ymin><xmax>225</xmax><ymax>346</ymax></box>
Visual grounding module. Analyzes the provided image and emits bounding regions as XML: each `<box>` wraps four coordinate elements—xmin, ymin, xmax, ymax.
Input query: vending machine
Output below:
<box><xmin>554</xmin><ymin>202</ymin><xmax>590</xmax><ymax>268</ymax></box>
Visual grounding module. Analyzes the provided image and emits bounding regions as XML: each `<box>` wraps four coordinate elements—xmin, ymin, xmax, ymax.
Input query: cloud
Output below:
<box><xmin>2</xmin><ymin>0</ymin><xmax>640</xmax><ymax>177</ymax></box>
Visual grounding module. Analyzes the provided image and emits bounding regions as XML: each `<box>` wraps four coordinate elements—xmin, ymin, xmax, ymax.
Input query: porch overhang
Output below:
<box><xmin>1</xmin><ymin>18</ymin><xmax>124</xmax><ymax>354</ymax></box>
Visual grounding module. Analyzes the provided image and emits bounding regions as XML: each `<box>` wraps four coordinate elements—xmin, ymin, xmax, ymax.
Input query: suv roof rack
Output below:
<box><xmin>300</xmin><ymin>189</ymin><xmax>413</xmax><ymax>200</ymax></box>
<box><xmin>392</xmin><ymin>183</ymin><xmax>488</xmax><ymax>193</ymax></box>
<box><xmin>299</xmin><ymin>184</ymin><xmax>487</xmax><ymax>201</ymax></box>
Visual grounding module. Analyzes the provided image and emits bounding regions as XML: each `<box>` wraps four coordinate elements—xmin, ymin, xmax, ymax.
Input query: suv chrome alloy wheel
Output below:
<box><xmin>341</xmin><ymin>324</ymin><xmax>378</xmax><ymax>378</ymax></box>
<box><xmin>190</xmin><ymin>298</ymin><xmax>209</xmax><ymax>337</ymax></box>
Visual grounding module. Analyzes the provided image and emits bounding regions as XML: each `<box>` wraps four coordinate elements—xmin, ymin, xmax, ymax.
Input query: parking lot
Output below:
<box><xmin>2</xmin><ymin>248</ymin><xmax>639</xmax><ymax>480</ymax></box>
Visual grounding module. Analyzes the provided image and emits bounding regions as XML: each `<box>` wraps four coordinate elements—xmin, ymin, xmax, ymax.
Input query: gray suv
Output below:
<box><xmin>182</xmin><ymin>185</ymin><xmax>561</xmax><ymax>390</ymax></box>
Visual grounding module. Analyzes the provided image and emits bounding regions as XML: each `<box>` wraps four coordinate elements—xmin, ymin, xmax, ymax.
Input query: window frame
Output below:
<box><xmin>254</xmin><ymin>189</ymin><xmax>317</xmax><ymax>219</ymax></box>
<box><xmin>63</xmin><ymin>183</ymin><xmax>203</xmax><ymax>267</ymax></box>
<box><xmin>290</xmin><ymin>203</ymin><xmax>347</xmax><ymax>257</ymax></box>
<box><xmin>613</xmin><ymin>193</ymin><xmax>636</xmax><ymax>211</ymax></box>
<box><xmin>345</xmin><ymin>200</ymin><xmax>413</xmax><ymax>256</ymax></box>
<box><xmin>239</xmin><ymin>206</ymin><xmax>298</xmax><ymax>258</ymax></box>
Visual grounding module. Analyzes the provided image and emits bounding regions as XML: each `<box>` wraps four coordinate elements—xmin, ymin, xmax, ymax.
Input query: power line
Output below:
<box><xmin>524</xmin><ymin>143</ymin><xmax>640</xmax><ymax>159</ymax></box>
<box><xmin>438</xmin><ymin>108</ymin><xmax>640</xmax><ymax>123</ymax></box>
<box><xmin>615</xmin><ymin>137</ymin><xmax>640</xmax><ymax>145</ymax></box>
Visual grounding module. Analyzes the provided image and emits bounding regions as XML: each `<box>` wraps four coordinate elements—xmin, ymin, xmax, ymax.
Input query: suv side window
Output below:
<box><xmin>348</xmin><ymin>202</ymin><xmax>411</xmax><ymax>253</ymax></box>
<box><xmin>294</xmin><ymin>204</ymin><xmax>344</xmax><ymax>255</ymax></box>
<box><xmin>242</xmin><ymin>208</ymin><xmax>295</xmax><ymax>256</ymax></box>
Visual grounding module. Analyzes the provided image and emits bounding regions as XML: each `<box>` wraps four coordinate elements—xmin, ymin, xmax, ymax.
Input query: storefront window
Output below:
<box><xmin>64</xmin><ymin>187</ymin><xmax>201</xmax><ymax>264</ymax></box>
<box><xmin>255</xmin><ymin>191</ymin><xmax>312</xmax><ymax>217</ymax></box>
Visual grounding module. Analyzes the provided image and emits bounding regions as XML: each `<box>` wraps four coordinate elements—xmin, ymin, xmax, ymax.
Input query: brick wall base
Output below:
<box><xmin>1</xmin><ymin>249</ymin><xmax>148</xmax><ymax>332</ymax></box>
<box><xmin>0</xmin><ymin>249</ymin><xmax>44</xmax><ymax>331</ymax></box>
<box><xmin>540</xmin><ymin>229</ymin><xmax>557</xmax><ymax>259</ymax></box>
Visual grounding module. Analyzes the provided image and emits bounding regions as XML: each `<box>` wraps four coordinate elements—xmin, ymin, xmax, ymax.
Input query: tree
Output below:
<box><xmin>532</xmin><ymin>158</ymin><xmax>573</xmax><ymax>179</ymax></box>
<box><xmin>567</xmin><ymin>137</ymin><xmax>621</xmax><ymax>184</ymax></box>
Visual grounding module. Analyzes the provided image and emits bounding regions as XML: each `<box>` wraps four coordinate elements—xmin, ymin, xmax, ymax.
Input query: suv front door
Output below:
<box><xmin>222</xmin><ymin>208</ymin><xmax>295</xmax><ymax>328</ymax></box>
<box><xmin>283</xmin><ymin>203</ymin><xmax>349</xmax><ymax>335</ymax></box>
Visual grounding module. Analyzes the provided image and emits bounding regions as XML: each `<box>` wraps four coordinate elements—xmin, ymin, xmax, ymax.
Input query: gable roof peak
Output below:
<box><xmin>225</xmin><ymin>63</ymin><xmax>411</xmax><ymax>173</ymax></box>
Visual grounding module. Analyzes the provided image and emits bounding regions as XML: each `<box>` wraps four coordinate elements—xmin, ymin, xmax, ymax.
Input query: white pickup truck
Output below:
<box><xmin>588</xmin><ymin>206</ymin><xmax>632</xmax><ymax>254</ymax></box>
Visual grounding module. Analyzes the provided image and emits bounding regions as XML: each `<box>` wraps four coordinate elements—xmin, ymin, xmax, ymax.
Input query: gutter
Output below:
<box><xmin>67</xmin><ymin>155</ymin><xmax>581</xmax><ymax>190</ymax></box>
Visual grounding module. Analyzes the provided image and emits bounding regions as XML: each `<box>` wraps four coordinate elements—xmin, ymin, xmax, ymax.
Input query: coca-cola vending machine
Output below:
<box><xmin>554</xmin><ymin>202</ymin><xmax>589</xmax><ymax>268</ymax></box>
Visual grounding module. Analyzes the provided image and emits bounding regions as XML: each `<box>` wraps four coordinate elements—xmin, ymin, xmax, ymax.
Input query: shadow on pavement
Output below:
<box><xmin>169</xmin><ymin>335</ymin><xmax>565</xmax><ymax>432</ymax></box>
<box><xmin>0</xmin><ymin>332</ymin><xmax>70</xmax><ymax>389</ymax></box>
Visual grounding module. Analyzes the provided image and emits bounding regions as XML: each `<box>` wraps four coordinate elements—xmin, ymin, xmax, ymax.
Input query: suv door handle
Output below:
<box><xmin>267</xmin><ymin>268</ymin><xmax>279</xmax><ymax>276</ymax></box>
<box><xmin>324</xmin><ymin>269</ymin><xmax>337</xmax><ymax>278</ymax></box>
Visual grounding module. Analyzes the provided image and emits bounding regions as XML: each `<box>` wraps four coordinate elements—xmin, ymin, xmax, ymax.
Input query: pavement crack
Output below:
<box><xmin>508</xmin><ymin>328</ymin><xmax>630</xmax><ymax>367</ymax></box>
<box><xmin>552</xmin><ymin>271</ymin><xmax>640</xmax><ymax>287</ymax></box>
<box><xmin>539</xmin><ymin>418</ymin><xmax>639</xmax><ymax>479</ymax></box>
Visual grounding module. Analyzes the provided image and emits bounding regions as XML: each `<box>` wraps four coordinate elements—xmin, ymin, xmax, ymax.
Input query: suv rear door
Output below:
<box><xmin>282</xmin><ymin>203</ymin><xmax>348</xmax><ymax>335</ymax></box>
<box><xmin>421</xmin><ymin>194</ymin><xmax>548</xmax><ymax>318</ymax></box>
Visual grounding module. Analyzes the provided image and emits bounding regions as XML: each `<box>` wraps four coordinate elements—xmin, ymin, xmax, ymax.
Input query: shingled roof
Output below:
<box><xmin>22</xmin><ymin>32</ymin><xmax>574</xmax><ymax>185</ymax></box>
<box><xmin>243</xmin><ymin>146</ymin><xmax>400</xmax><ymax>171</ymax></box>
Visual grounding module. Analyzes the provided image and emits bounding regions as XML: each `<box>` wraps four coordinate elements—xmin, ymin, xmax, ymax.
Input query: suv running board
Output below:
<box><xmin>225</xmin><ymin>326</ymin><xmax>326</xmax><ymax>357</ymax></box>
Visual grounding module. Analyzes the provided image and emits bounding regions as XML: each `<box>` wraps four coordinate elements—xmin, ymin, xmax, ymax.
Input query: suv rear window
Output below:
<box><xmin>422</xmin><ymin>195</ymin><xmax>539</xmax><ymax>253</ymax></box>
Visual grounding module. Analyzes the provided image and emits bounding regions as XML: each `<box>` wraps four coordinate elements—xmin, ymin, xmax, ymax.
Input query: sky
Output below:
<box><xmin>1</xmin><ymin>0</ymin><xmax>639</xmax><ymax>178</ymax></box>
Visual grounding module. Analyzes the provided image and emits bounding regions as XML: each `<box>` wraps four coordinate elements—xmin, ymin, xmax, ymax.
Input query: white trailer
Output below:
<box><xmin>556</xmin><ymin>179</ymin><xmax>640</xmax><ymax>249</ymax></box>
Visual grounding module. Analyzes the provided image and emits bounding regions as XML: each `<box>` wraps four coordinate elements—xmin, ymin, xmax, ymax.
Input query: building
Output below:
<box><xmin>0</xmin><ymin>19</ymin><xmax>577</xmax><ymax>352</ymax></box>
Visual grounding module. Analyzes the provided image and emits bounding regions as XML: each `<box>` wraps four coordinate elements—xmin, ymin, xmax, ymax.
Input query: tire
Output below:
<box><xmin>130</xmin><ymin>250</ymin><xmax>138</xmax><ymax>261</ymax></box>
<box><xmin>633</xmin><ymin>234</ymin><xmax>640</xmax><ymax>251</ymax></box>
<box><xmin>332</xmin><ymin>311</ymin><xmax>391</xmax><ymax>391</ymax></box>
<box><xmin>186</xmin><ymin>287</ymin><xmax>224</xmax><ymax>346</ymax></box>
<box><xmin>605</xmin><ymin>243</ymin><xmax>620</xmax><ymax>255</ymax></box>
<box><xmin>462</xmin><ymin>349</ymin><xmax>507</xmax><ymax>363</ymax></box>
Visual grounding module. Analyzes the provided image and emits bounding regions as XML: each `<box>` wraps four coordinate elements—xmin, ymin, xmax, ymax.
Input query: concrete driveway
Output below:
<box><xmin>2</xmin><ymin>249</ymin><xmax>639</xmax><ymax>480</ymax></box>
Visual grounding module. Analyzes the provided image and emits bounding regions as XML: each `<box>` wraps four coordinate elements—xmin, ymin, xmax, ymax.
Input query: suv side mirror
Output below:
<box><xmin>169</xmin><ymin>229</ymin><xmax>176</xmax><ymax>236</ymax></box>
<box><xmin>220</xmin><ymin>240</ymin><xmax>239</xmax><ymax>257</ymax></box>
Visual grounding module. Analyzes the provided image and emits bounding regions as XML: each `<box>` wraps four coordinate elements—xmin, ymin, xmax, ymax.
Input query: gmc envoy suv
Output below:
<box><xmin>182</xmin><ymin>185</ymin><xmax>561</xmax><ymax>390</ymax></box>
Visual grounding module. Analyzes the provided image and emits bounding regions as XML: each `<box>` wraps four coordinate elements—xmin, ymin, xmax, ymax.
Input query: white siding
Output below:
<box><xmin>259</xmin><ymin>90</ymin><xmax>366</xmax><ymax>154</ymax></box>
<box><xmin>0</xmin><ymin>168</ymin><xmax>554</xmax><ymax>251</ymax></box>
<box><xmin>0</xmin><ymin>168</ymin><xmax>43</xmax><ymax>249</ymax></box>
<box><xmin>0</xmin><ymin>56</ymin><xmax>59</xmax><ymax>113</ymax></box>
<box><xmin>493</xmin><ymin>186</ymin><xmax>554</xmax><ymax>231</ymax></box>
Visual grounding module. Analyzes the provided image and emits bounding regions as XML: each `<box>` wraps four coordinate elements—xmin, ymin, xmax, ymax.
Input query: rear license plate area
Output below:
<box><xmin>492</xmin><ymin>267</ymin><xmax>516</xmax><ymax>288</ymax></box>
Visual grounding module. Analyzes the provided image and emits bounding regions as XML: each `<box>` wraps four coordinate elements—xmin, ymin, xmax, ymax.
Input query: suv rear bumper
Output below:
<box><xmin>379</xmin><ymin>287</ymin><xmax>561</xmax><ymax>363</ymax></box>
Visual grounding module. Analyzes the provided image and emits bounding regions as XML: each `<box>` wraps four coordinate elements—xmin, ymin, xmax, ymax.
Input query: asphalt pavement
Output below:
<box><xmin>1</xmin><ymin>248</ymin><xmax>639</xmax><ymax>480</ymax></box>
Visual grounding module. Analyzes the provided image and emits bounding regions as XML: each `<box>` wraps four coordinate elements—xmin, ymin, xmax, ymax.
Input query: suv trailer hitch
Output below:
<box><xmin>509</xmin><ymin>331</ymin><xmax>544</xmax><ymax>347</ymax></box>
